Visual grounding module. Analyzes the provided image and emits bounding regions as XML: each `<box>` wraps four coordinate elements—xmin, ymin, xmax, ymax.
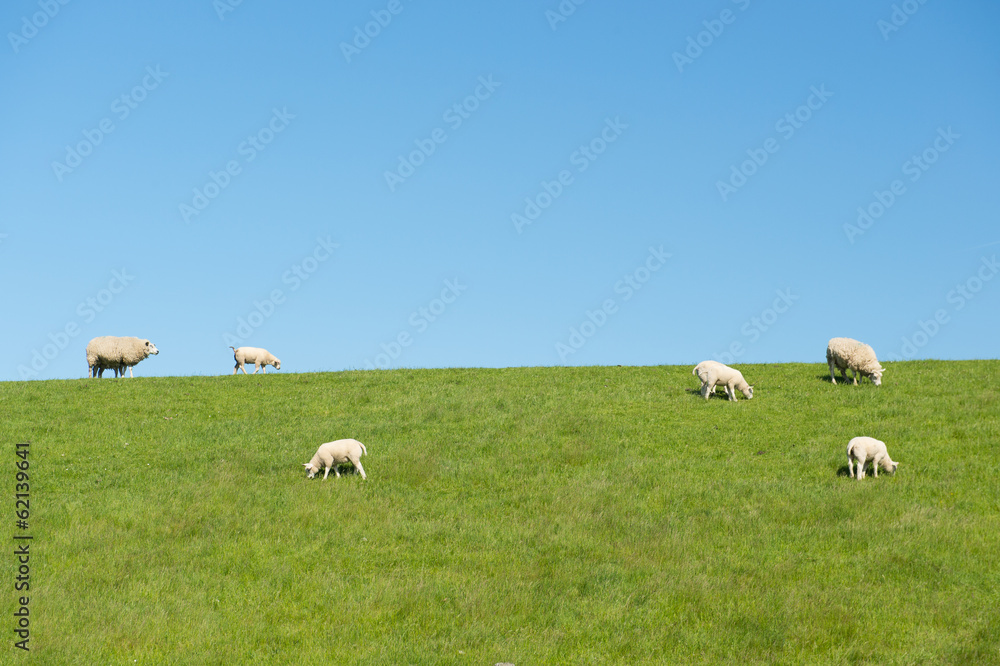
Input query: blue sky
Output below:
<box><xmin>2</xmin><ymin>0</ymin><xmax>998</xmax><ymax>381</ymax></box>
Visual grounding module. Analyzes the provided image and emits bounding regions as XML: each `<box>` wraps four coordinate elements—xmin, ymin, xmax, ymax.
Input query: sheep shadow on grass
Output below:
<box><xmin>685</xmin><ymin>387</ymin><xmax>735</xmax><ymax>401</ymax></box>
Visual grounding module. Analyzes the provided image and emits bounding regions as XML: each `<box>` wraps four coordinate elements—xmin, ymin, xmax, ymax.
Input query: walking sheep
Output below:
<box><xmin>230</xmin><ymin>346</ymin><xmax>281</xmax><ymax>375</ymax></box>
<box><xmin>86</xmin><ymin>336</ymin><xmax>159</xmax><ymax>378</ymax></box>
<box><xmin>827</xmin><ymin>337</ymin><xmax>885</xmax><ymax>386</ymax></box>
<box><xmin>693</xmin><ymin>360</ymin><xmax>753</xmax><ymax>401</ymax></box>
<box><xmin>304</xmin><ymin>439</ymin><xmax>368</xmax><ymax>480</ymax></box>
<box><xmin>846</xmin><ymin>436</ymin><xmax>899</xmax><ymax>480</ymax></box>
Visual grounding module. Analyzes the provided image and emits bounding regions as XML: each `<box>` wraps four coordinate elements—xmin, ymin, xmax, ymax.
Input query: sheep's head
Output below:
<box><xmin>303</xmin><ymin>462</ymin><xmax>317</xmax><ymax>478</ymax></box>
<box><xmin>145</xmin><ymin>341</ymin><xmax>159</xmax><ymax>356</ymax></box>
<box><xmin>882</xmin><ymin>459</ymin><xmax>899</xmax><ymax>474</ymax></box>
<box><xmin>743</xmin><ymin>385</ymin><xmax>754</xmax><ymax>399</ymax></box>
<box><xmin>273</xmin><ymin>359</ymin><xmax>281</xmax><ymax>370</ymax></box>
<box><xmin>870</xmin><ymin>367</ymin><xmax>884</xmax><ymax>386</ymax></box>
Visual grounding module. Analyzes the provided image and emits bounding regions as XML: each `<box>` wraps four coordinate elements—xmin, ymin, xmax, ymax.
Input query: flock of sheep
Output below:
<box><xmin>84</xmin><ymin>334</ymin><xmax>897</xmax><ymax>481</ymax></box>
<box><xmin>693</xmin><ymin>336</ymin><xmax>897</xmax><ymax>481</ymax></box>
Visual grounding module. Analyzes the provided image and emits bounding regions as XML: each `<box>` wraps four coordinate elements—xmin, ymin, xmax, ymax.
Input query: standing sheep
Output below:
<box><xmin>304</xmin><ymin>439</ymin><xmax>368</xmax><ymax>480</ymax></box>
<box><xmin>692</xmin><ymin>360</ymin><xmax>753</xmax><ymax>401</ymax></box>
<box><xmin>86</xmin><ymin>336</ymin><xmax>159</xmax><ymax>378</ymax></box>
<box><xmin>846</xmin><ymin>436</ymin><xmax>899</xmax><ymax>480</ymax></box>
<box><xmin>230</xmin><ymin>346</ymin><xmax>281</xmax><ymax>375</ymax></box>
<box><xmin>827</xmin><ymin>337</ymin><xmax>885</xmax><ymax>386</ymax></box>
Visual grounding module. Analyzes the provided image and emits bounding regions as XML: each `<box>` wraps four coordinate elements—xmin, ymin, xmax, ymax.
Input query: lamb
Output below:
<box><xmin>846</xmin><ymin>436</ymin><xmax>899</xmax><ymax>480</ymax></box>
<box><xmin>304</xmin><ymin>439</ymin><xmax>368</xmax><ymax>480</ymax></box>
<box><xmin>86</xmin><ymin>336</ymin><xmax>159</xmax><ymax>378</ymax></box>
<box><xmin>827</xmin><ymin>337</ymin><xmax>885</xmax><ymax>386</ymax></box>
<box><xmin>230</xmin><ymin>346</ymin><xmax>281</xmax><ymax>375</ymax></box>
<box><xmin>692</xmin><ymin>360</ymin><xmax>753</xmax><ymax>401</ymax></box>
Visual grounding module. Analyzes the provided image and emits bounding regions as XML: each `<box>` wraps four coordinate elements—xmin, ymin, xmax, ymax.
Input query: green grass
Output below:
<box><xmin>2</xmin><ymin>361</ymin><xmax>999</xmax><ymax>664</ymax></box>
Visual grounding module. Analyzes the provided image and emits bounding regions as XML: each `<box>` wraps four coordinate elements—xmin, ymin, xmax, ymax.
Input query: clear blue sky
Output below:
<box><xmin>2</xmin><ymin>0</ymin><xmax>998</xmax><ymax>381</ymax></box>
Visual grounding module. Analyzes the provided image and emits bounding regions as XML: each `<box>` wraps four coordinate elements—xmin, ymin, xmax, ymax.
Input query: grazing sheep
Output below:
<box><xmin>230</xmin><ymin>346</ymin><xmax>281</xmax><ymax>375</ymax></box>
<box><xmin>86</xmin><ymin>336</ymin><xmax>159</xmax><ymax>378</ymax></box>
<box><xmin>846</xmin><ymin>436</ymin><xmax>899</xmax><ymax>480</ymax></box>
<box><xmin>827</xmin><ymin>337</ymin><xmax>885</xmax><ymax>386</ymax></box>
<box><xmin>304</xmin><ymin>439</ymin><xmax>368</xmax><ymax>480</ymax></box>
<box><xmin>693</xmin><ymin>360</ymin><xmax>753</xmax><ymax>401</ymax></box>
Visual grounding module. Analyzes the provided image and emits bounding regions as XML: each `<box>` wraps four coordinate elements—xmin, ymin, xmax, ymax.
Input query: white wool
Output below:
<box><xmin>693</xmin><ymin>360</ymin><xmax>753</xmax><ymax>401</ymax></box>
<box><xmin>304</xmin><ymin>439</ymin><xmax>368</xmax><ymax>480</ymax></box>
<box><xmin>230</xmin><ymin>346</ymin><xmax>281</xmax><ymax>375</ymax></box>
<box><xmin>86</xmin><ymin>336</ymin><xmax>159</xmax><ymax>378</ymax></box>
<box><xmin>827</xmin><ymin>337</ymin><xmax>885</xmax><ymax>386</ymax></box>
<box><xmin>846</xmin><ymin>436</ymin><xmax>899</xmax><ymax>480</ymax></box>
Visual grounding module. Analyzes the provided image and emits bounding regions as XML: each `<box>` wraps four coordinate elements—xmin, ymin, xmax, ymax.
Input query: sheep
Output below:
<box><xmin>230</xmin><ymin>346</ymin><xmax>281</xmax><ymax>375</ymax></box>
<box><xmin>304</xmin><ymin>439</ymin><xmax>368</xmax><ymax>480</ymax></box>
<box><xmin>846</xmin><ymin>436</ymin><xmax>899</xmax><ymax>480</ymax></box>
<box><xmin>86</xmin><ymin>336</ymin><xmax>159</xmax><ymax>378</ymax></box>
<box><xmin>692</xmin><ymin>360</ymin><xmax>753</xmax><ymax>401</ymax></box>
<box><xmin>827</xmin><ymin>337</ymin><xmax>885</xmax><ymax>386</ymax></box>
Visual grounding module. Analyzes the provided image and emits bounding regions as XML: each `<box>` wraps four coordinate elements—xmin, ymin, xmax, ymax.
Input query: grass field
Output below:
<box><xmin>2</xmin><ymin>361</ymin><xmax>999</xmax><ymax>664</ymax></box>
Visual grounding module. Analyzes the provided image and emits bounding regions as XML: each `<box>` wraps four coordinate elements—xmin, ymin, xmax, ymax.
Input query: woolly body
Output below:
<box><xmin>827</xmin><ymin>337</ymin><xmax>885</xmax><ymax>386</ymax></box>
<box><xmin>304</xmin><ymin>439</ymin><xmax>368</xmax><ymax>480</ymax></box>
<box><xmin>230</xmin><ymin>346</ymin><xmax>281</xmax><ymax>375</ymax></box>
<box><xmin>86</xmin><ymin>336</ymin><xmax>159</xmax><ymax>378</ymax></box>
<box><xmin>846</xmin><ymin>436</ymin><xmax>899</xmax><ymax>480</ymax></box>
<box><xmin>693</xmin><ymin>360</ymin><xmax>753</xmax><ymax>401</ymax></box>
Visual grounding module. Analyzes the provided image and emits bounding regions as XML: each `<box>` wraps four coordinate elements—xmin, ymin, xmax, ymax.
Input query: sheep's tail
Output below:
<box><xmin>692</xmin><ymin>366</ymin><xmax>698</xmax><ymax>376</ymax></box>
<box><xmin>846</xmin><ymin>440</ymin><xmax>857</xmax><ymax>457</ymax></box>
<box><xmin>358</xmin><ymin>441</ymin><xmax>367</xmax><ymax>457</ymax></box>
<box><xmin>228</xmin><ymin>346</ymin><xmax>236</xmax><ymax>351</ymax></box>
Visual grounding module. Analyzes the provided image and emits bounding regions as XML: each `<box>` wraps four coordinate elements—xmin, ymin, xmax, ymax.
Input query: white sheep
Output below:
<box><xmin>827</xmin><ymin>337</ymin><xmax>885</xmax><ymax>386</ymax></box>
<box><xmin>304</xmin><ymin>439</ymin><xmax>368</xmax><ymax>480</ymax></box>
<box><xmin>846</xmin><ymin>436</ymin><xmax>899</xmax><ymax>480</ymax></box>
<box><xmin>86</xmin><ymin>336</ymin><xmax>159</xmax><ymax>378</ymax></box>
<box><xmin>693</xmin><ymin>360</ymin><xmax>753</xmax><ymax>401</ymax></box>
<box><xmin>230</xmin><ymin>346</ymin><xmax>281</xmax><ymax>375</ymax></box>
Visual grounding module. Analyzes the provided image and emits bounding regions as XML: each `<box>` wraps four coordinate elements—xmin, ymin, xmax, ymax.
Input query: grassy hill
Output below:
<box><xmin>2</xmin><ymin>361</ymin><xmax>999</xmax><ymax>664</ymax></box>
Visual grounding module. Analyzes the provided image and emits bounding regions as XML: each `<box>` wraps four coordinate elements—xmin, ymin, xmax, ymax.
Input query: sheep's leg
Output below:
<box><xmin>233</xmin><ymin>364</ymin><xmax>240</xmax><ymax>375</ymax></box>
<box><xmin>829</xmin><ymin>359</ymin><xmax>837</xmax><ymax>384</ymax></box>
<box><xmin>726</xmin><ymin>383</ymin><xmax>736</xmax><ymax>401</ymax></box>
<box><xmin>700</xmin><ymin>381</ymin><xmax>711</xmax><ymax>400</ymax></box>
<box><xmin>240</xmin><ymin>364</ymin><xmax>249</xmax><ymax>375</ymax></box>
<box><xmin>322</xmin><ymin>466</ymin><xmax>331</xmax><ymax>480</ymax></box>
<box><xmin>352</xmin><ymin>458</ymin><xmax>367</xmax><ymax>480</ymax></box>
<box><xmin>252</xmin><ymin>364</ymin><xmax>261</xmax><ymax>375</ymax></box>
<box><xmin>128</xmin><ymin>366</ymin><xmax>134</xmax><ymax>378</ymax></box>
<box><xmin>847</xmin><ymin>458</ymin><xmax>854</xmax><ymax>478</ymax></box>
